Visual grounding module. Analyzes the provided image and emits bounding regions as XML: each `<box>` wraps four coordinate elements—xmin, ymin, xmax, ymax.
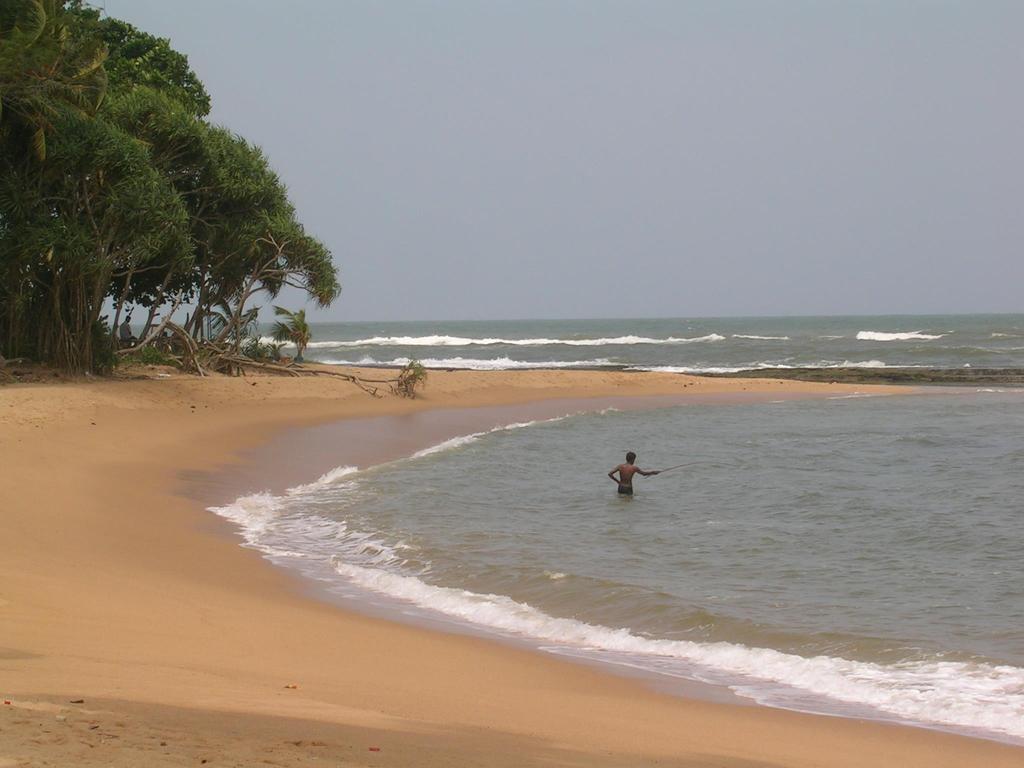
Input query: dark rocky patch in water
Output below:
<box><xmin>701</xmin><ymin>367</ymin><xmax>1024</xmax><ymax>386</ymax></box>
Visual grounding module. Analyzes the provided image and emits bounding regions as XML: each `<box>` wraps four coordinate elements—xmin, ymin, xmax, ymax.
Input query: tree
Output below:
<box><xmin>0</xmin><ymin>107</ymin><xmax>189</xmax><ymax>371</ymax></box>
<box><xmin>102</xmin><ymin>86</ymin><xmax>205</xmax><ymax>338</ymax></box>
<box><xmin>66</xmin><ymin>3</ymin><xmax>210</xmax><ymax>116</ymax></box>
<box><xmin>0</xmin><ymin>2</ymin><xmax>339</xmax><ymax>374</ymax></box>
<box><xmin>0</xmin><ymin>0</ymin><xmax>108</xmax><ymax>160</ymax></box>
<box><xmin>271</xmin><ymin>306</ymin><xmax>311</xmax><ymax>362</ymax></box>
<box><xmin>183</xmin><ymin>128</ymin><xmax>338</xmax><ymax>347</ymax></box>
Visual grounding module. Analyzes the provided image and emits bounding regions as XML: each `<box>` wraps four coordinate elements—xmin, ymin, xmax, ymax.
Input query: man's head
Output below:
<box><xmin>626</xmin><ymin>451</ymin><xmax>636</xmax><ymax>464</ymax></box>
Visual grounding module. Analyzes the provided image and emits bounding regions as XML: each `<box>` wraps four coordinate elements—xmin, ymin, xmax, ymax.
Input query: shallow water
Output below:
<box><xmin>212</xmin><ymin>389</ymin><xmax>1024</xmax><ymax>742</ymax></box>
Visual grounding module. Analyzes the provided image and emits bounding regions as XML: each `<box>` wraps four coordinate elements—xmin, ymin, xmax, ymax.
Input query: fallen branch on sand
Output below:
<box><xmin>138</xmin><ymin>327</ymin><xmax>426</xmax><ymax>398</ymax></box>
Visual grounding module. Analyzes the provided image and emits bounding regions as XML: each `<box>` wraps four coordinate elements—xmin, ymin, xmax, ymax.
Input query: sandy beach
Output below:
<box><xmin>1</xmin><ymin>368</ymin><xmax>1020</xmax><ymax>767</ymax></box>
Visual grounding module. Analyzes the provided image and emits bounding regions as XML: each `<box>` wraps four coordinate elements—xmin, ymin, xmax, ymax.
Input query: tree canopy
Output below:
<box><xmin>0</xmin><ymin>0</ymin><xmax>338</xmax><ymax>373</ymax></box>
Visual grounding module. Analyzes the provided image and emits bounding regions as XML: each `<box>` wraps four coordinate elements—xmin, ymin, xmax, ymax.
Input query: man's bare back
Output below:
<box><xmin>608</xmin><ymin>452</ymin><xmax>659</xmax><ymax>495</ymax></box>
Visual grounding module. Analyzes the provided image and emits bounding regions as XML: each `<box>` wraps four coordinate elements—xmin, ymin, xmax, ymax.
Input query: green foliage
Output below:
<box><xmin>0</xmin><ymin>2</ymin><xmax>339</xmax><ymax>374</ymax></box>
<box><xmin>66</xmin><ymin>2</ymin><xmax>209</xmax><ymax>115</ymax></box>
<box><xmin>270</xmin><ymin>306</ymin><xmax>312</xmax><ymax>361</ymax></box>
<box><xmin>241</xmin><ymin>336</ymin><xmax>283</xmax><ymax>362</ymax></box>
<box><xmin>395</xmin><ymin>360</ymin><xmax>428</xmax><ymax>398</ymax></box>
<box><xmin>90</xmin><ymin>319</ymin><xmax>117</xmax><ymax>373</ymax></box>
<box><xmin>126</xmin><ymin>345</ymin><xmax>175</xmax><ymax>366</ymax></box>
<box><xmin>0</xmin><ymin>106</ymin><xmax>190</xmax><ymax>371</ymax></box>
<box><xmin>0</xmin><ymin>0</ymin><xmax>108</xmax><ymax>160</ymax></box>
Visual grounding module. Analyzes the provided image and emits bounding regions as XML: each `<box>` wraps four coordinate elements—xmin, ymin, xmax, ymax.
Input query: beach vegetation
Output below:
<box><xmin>270</xmin><ymin>306</ymin><xmax>311</xmax><ymax>362</ymax></box>
<box><xmin>394</xmin><ymin>360</ymin><xmax>428</xmax><ymax>398</ymax></box>
<box><xmin>90</xmin><ymin>318</ymin><xmax>117</xmax><ymax>374</ymax></box>
<box><xmin>241</xmin><ymin>336</ymin><xmax>283</xmax><ymax>363</ymax></box>
<box><xmin>0</xmin><ymin>1</ymin><xmax>339</xmax><ymax>374</ymax></box>
<box><xmin>125</xmin><ymin>344</ymin><xmax>176</xmax><ymax>367</ymax></box>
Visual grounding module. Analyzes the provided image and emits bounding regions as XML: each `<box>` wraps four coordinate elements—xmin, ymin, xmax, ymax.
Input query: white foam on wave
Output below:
<box><xmin>856</xmin><ymin>331</ymin><xmax>947</xmax><ymax>342</ymax></box>
<box><xmin>413</xmin><ymin>415</ymin><xmax>574</xmax><ymax>458</ymax></box>
<box><xmin>318</xmin><ymin>356</ymin><xmax>616</xmax><ymax>371</ymax></box>
<box><xmin>328</xmin><ymin>559</ymin><xmax>1024</xmax><ymax>741</ymax></box>
<box><xmin>412</xmin><ymin>434</ymin><xmax>481</xmax><ymax>459</ymax></box>
<box><xmin>732</xmin><ymin>334</ymin><xmax>791</xmax><ymax>341</ymax></box>
<box><xmin>286</xmin><ymin>465</ymin><xmax>360</xmax><ymax>496</ymax></box>
<box><xmin>265</xmin><ymin>334</ymin><xmax>726</xmax><ymax>349</ymax></box>
<box><xmin>841</xmin><ymin>359</ymin><xmax>888</xmax><ymax>368</ymax></box>
<box><xmin>209</xmin><ymin>492</ymin><xmax>283</xmax><ymax>543</ymax></box>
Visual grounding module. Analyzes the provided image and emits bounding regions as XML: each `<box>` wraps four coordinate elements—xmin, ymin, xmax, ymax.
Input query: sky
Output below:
<box><xmin>105</xmin><ymin>1</ymin><xmax>1023</xmax><ymax>321</ymax></box>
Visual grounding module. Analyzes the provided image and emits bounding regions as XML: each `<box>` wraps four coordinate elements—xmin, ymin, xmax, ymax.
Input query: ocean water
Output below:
<box><xmin>265</xmin><ymin>314</ymin><xmax>1024</xmax><ymax>372</ymax></box>
<box><xmin>211</xmin><ymin>388</ymin><xmax>1024</xmax><ymax>743</ymax></box>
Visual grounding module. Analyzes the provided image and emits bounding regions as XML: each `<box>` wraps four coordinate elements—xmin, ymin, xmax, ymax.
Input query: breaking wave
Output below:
<box><xmin>318</xmin><ymin>356</ymin><xmax>616</xmax><ymax>370</ymax></box>
<box><xmin>331</xmin><ymin>559</ymin><xmax>1024</xmax><ymax>741</ymax></box>
<box><xmin>265</xmin><ymin>334</ymin><xmax>725</xmax><ymax>349</ymax></box>
<box><xmin>856</xmin><ymin>331</ymin><xmax>947</xmax><ymax>342</ymax></box>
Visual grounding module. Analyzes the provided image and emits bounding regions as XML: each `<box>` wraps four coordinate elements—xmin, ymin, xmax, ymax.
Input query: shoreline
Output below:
<box><xmin>2</xmin><ymin>368</ymin><xmax>1021</xmax><ymax>767</ymax></box>
<box><xmin>206</xmin><ymin>388</ymin><xmax>1022</xmax><ymax>747</ymax></box>
<box><xmin>9</xmin><ymin>361</ymin><xmax>1024</xmax><ymax>389</ymax></box>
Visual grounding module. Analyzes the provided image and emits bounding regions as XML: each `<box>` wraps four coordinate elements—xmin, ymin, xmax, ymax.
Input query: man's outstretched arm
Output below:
<box><xmin>638</xmin><ymin>468</ymin><xmax>661</xmax><ymax>477</ymax></box>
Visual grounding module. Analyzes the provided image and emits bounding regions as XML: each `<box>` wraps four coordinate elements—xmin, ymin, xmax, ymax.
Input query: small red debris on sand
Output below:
<box><xmin>283</xmin><ymin>684</ymin><xmax>299</xmax><ymax>689</ymax></box>
<box><xmin>368</xmin><ymin>746</ymin><xmax>381</xmax><ymax>752</ymax></box>
<box><xmin>3</xmin><ymin>700</ymin><xmax>10</xmax><ymax>705</ymax></box>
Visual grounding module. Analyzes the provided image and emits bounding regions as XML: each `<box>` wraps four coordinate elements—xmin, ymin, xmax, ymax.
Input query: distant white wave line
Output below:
<box><xmin>856</xmin><ymin>331</ymin><xmax>947</xmax><ymax>342</ymax></box>
<box><xmin>732</xmin><ymin>334</ymin><xmax>791</xmax><ymax>341</ymax></box>
<box><xmin>263</xmin><ymin>334</ymin><xmax>726</xmax><ymax>348</ymax></box>
<box><xmin>319</xmin><ymin>356</ymin><xmax>615</xmax><ymax>371</ymax></box>
<box><xmin>627</xmin><ymin>360</ymin><xmax>891</xmax><ymax>374</ymax></box>
<box><xmin>329</xmin><ymin>560</ymin><xmax>1024</xmax><ymax>740</ymax></box>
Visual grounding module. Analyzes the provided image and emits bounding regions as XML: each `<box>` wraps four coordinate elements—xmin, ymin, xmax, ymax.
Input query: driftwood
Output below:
<box><xmin>190</xmin><ymin>339</ymin><xmax>404</xmax><ymax>397</ymax></box>
<box><xmin>118</xmin><ymin>325</ymin><xmax>424</xmax><ymax>398</ymax></box>
<box><xmin>117</xmin><ymin>291</ymin><xmax>187</xmax><ymax>357</ymax></box>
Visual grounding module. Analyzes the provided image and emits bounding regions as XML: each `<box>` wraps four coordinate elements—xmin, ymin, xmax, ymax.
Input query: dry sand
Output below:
<box><xmin>1</xmin><ymin>368</ymin><xmax>1019</xmax><ymax>767</ymax></box>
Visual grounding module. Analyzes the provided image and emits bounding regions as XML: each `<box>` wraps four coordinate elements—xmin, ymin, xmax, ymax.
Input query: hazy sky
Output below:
<box><xmin>106</xmin><ymin>1</ymin><xmax>1022</xmax><ymax>321</ymax></box>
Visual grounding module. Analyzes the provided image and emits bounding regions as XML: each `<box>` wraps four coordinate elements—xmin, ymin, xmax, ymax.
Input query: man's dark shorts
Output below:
<box><xmin>617</xmin><ymin>484</ymin><xmax>633</xmax><ymax>495</ymax></box>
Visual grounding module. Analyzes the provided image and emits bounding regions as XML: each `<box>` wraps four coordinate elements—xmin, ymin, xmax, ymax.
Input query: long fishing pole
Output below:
<box><xmin>653</xmin><ymin>461</ymin><xmax>719</xmax><ymax>474</ymax></box>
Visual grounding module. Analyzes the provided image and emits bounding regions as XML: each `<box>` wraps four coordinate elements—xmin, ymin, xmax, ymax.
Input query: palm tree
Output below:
<box><xmin>271</xmin><ymin>306</ymin><xmax>311</xmax><ymax>362</ymax></box>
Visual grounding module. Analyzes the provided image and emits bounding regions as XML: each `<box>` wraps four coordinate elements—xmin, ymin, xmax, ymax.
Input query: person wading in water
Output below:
<box><xmin>608</xmin><ymin>452</ymin><xmax>660</xmax><ymax>495</ymax></box>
